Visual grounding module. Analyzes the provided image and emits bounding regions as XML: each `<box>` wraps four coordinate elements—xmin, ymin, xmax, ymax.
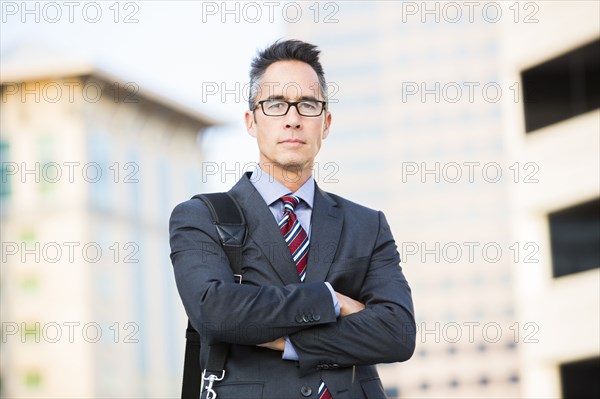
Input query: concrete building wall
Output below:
<box><xmin>1</xmin><ymin>73</ymin><xmax>214</xmax><ymax>398</ymax></box>
<box><xmin>501</xmin><ymin>2</ymin><xmax>600</xmax><ymax>398</ymax></box>
<box><xmin>286</xmin><ymin>1</ymin><xmax>598</xmax><ymax>397</ymax></box>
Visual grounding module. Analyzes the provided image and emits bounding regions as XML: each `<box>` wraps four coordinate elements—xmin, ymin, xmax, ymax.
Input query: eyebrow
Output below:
<box><xmin>264</xmin><ymin>95</ymin><xmax>323</xmax><ymax>102</ymax></box>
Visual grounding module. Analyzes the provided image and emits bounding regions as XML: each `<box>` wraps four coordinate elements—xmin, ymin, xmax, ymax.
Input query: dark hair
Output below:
<box><xmin>248</xmin><ymin>39</ymin><xmax>328</xmax><ymax>110</ymax></box>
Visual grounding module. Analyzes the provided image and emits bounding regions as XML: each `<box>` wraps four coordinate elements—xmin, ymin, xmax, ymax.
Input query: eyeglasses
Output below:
<box><xmin>254</xmin><ymin>99</ymin><xmax>327</xmax><ymax>117</ymax></box>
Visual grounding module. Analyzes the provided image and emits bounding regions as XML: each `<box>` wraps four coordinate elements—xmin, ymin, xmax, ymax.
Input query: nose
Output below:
<box><xmin>284</xmin><ymin>104</ymin><xmax>302</xmax><ymax>129</ymax></box>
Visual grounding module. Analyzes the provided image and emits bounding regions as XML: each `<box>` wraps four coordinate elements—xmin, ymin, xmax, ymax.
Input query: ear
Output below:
<box><xmin>245</xmin><ymin>110</ymin><xmax>257</xmax><ymax>138</ymax></box>
<box><xmin>321</xmin><ymin>111</ymin><xmax>332</xmax><ymax>140</ymax></box>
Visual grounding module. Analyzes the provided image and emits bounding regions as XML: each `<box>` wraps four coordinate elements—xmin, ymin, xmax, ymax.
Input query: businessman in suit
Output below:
<box><xmin>170</xmin><ymin>39</ymin><xmax>415</xmax><ymax>398</ymax></box>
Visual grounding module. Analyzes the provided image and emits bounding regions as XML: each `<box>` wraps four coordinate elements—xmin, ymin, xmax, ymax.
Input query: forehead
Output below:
<box><xmin>258</xmin><ymin>60</ymin><xmax>321</xmax><ymax>100</ymax></box>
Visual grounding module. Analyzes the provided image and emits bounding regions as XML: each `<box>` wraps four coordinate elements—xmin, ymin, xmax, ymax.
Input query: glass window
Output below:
<box><xmin>549</xmin><ymin>198</ymin><xmax>600</xmax><ymax>278</ymax></box>
<box><xmin>560</xmin><ymin>357</ymin><xmax>600</xmax><ymax>398</ymax></box>
<box><xmin>0</xmin><ymin>140</ymin><xmax>10</xmax><ymax>198</ymax></box>
<box><xmin>384</xmin><ymin>387</ymin><xmax>399</xmax><ymax>398</ymax></box>
<box><xmin>521</xmin><ymin>39</ymin><xmax>600</xmax><ymax>133</ymax></box>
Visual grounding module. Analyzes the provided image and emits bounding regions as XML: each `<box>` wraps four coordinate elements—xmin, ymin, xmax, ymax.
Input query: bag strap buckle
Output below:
<box><xmin>202</xmin><ymin>369</ymin><xmax>225</xmax><ymax>399</ymax></box>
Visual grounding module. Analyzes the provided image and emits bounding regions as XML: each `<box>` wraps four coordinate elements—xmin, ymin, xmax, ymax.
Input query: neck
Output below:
<box><xmin>259</xmin><ymin>162</ymin><xmax>312</xmax><ymax>193</ymax></box>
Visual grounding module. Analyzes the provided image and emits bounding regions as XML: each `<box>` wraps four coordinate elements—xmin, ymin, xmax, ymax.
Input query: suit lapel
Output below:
<box><xmin>230</xmin><ymin>174</ymin><xmax>300</xmax><ymax>285</ymax></box>
<box><xmin>229</xmin><ymin>174</ymin><xmax>343</xmax><ymax>285</ymax></box>
<box><xmin>304</xmin><ymin>184</ymin><xmax>343</xmax><ymax>284</ymax></box>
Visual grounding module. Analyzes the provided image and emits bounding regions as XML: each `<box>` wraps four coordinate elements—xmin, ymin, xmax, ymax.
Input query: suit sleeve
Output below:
<box><xmin>289</xmin><ymin>211</ymin><xmax>416</xmax><ymax>374</ymax></box>
<box><xmin>169</xmin><ymin>199</ymin><xmax>337</xmax><ymax>346</ymax></box>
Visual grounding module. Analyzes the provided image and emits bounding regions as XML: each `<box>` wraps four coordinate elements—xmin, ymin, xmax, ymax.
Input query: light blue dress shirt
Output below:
<box><xmin>249</xmin><ymin>167</ymin><xmax>340</xmax><ymax>361</ymax></box>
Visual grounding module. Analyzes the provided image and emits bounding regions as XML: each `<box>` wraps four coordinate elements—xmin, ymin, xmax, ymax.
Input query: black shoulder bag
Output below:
<box><xmin>181</xmin><ymin>192</ymin><xmax>247</xmax><ymax>399</ymax></box>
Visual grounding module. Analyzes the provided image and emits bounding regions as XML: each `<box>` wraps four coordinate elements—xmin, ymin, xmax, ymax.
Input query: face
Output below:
<box><xmin>245</xmin><ymin>60</ymin><xmax>332</xmax><ymax>176</ymax></box>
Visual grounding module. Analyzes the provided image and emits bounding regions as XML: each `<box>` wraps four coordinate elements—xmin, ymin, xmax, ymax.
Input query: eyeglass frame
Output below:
<box><xmin>253</xmin><ymin>99</ymin><xmax>327</xmax><ymax>117</ymax></box>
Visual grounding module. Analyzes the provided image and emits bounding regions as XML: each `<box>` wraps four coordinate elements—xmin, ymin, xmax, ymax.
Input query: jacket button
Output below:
<box><xmin>300</xmin><ymin>386</ymin><xmax>312</xmax><ymax>396</ymax></box>
<box><xmin>302</xmin><ymin>315</ymin><xmax>309</xmax><ymax>323</ymax></box>
<box><xmin>295</xmin><ymin>315</ymin><xmax>304</xmax><ymax>323</ymax></box>
<box><xmin>314</xmin><ymin>314</ymin><xmax>321</xmax><ymax>321</ymax></box>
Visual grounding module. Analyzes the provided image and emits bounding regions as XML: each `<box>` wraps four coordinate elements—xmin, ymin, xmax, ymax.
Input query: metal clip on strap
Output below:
<box><xmin>202</xmin><ymin>370</ymin><xmax>225</xmax><ymax>399</ymax></box>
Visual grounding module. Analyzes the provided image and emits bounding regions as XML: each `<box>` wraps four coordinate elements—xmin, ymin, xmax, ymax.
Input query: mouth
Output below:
<box><xmin>280</xmin><ymin>139</ymin><xmax>305</xmax><ymax>144</ymax></box>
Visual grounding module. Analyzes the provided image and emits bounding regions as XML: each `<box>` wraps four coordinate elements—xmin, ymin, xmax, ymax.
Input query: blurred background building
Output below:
<box><xmin>504</xmin><ymin>10</ymin><xmax>599</xmax><ymax>399</ymax></box>
<box><xmin>1</xmin><ymin>1</ymin><xmax>599</xmax><ymax>398</ymax></box>
<box><xmin>1</xmin><ymin>49</ymin><xmax>218</xmax><ymax>397</ymax></box>
<box><xmin>285</xmin><ymin>2</ymin><xmax>600</xmax><ymax>398</ymax></box>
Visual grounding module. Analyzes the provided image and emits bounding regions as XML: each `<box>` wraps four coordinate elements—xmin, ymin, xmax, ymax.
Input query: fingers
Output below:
<box><xmin>335</xmin><ymin>291</ymin><xmax>365</xmax><ymax>317</ymax></box>
<box><xmin>257</xmin><ymin>337</ymin><xmax>285</xmax><ymax>351</ymax></box>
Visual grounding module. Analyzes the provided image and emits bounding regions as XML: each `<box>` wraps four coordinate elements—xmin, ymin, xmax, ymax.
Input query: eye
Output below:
<box><xmin>266</xmin><ymin>101</ymin><xmax>285</xmax><ymax>110</ymax></box>
<box><xmin>299</xmin><ymin>101</ymin><xmax>318</xmax><ymax>110</ymax></box>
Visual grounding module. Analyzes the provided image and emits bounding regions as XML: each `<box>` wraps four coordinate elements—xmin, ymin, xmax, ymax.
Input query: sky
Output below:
<box><xmin>1</xmin><ymin>0</ymin><xmax>288</xmax><ymax>189</ymax></box>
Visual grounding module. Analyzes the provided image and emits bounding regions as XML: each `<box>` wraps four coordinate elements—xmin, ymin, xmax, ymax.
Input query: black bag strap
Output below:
<box><xmin>182</xmin><ymin>320</ymin><xmax>202</xmax><ymax>398</ymax></box>
<box><xmin>181</xmin><ymin>192</ymin><xmax>246</xmax><ymax>399</ymax></box>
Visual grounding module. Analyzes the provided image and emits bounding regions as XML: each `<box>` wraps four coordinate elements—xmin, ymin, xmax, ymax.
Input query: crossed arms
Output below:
<box><xmin>169</xmin><ymin>199</ymin><xmax>416</xmax><ymax>373</ymax></box>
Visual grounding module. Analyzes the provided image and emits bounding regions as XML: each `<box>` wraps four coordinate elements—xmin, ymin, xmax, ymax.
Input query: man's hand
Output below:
<box><xmin>257</xmin><ymin>292</ymin><xmax>365</xmax><ymax>350</ymax></box>
<box><xmin>257</xmin><ymin>337</ymin><xmax>285</xmax><ymax>351</ymax></box>
<box><xmin>335</xmin><ymin>291</ymin><xmax>365</xmax><ymax>317</ymax></box>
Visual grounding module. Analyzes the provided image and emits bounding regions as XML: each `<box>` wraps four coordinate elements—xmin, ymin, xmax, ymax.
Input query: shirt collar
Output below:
<box><xmin>250</xmin><ymin>166</ymin><xmax>315</xmax><ymax>208</ymax></box>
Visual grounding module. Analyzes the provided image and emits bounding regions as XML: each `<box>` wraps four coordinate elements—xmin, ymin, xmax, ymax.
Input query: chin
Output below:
<box><xmin>277</xmin><ymin>159</ymin><xmax>307</xmax><ymax>172</ymax></box>
<box><xmin>281</xmin><ymin>162</ymin><xmax>304</xmax><ymax>171</ymax></box>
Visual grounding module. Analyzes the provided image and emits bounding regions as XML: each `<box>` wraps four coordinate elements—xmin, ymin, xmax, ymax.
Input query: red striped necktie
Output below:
<box><xmin>278</xmin><ymin>194</ymin><xmax>310</xmax><ymax>282</ymax></box>
<box><xmin>278</xmin><ymin>194</ymin><xmax>333</xmax><ymax>399</ymax></box>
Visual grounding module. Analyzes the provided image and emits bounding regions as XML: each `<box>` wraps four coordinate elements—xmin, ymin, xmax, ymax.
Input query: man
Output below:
<box><xmin>170</xmin><ymin>39</ymin><xmax>415</xmax><ymax>398</ymax></box>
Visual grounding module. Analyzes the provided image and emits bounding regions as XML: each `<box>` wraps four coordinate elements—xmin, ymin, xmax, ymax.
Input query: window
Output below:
<box><xmin>24</xmin><ymin>370</ymin><xmax>42</xmax><ymax>389</ymax></box>
<box><xmin>38</xmin><ymin>136</ymin><xmax>56</xmax><ymax>194</ymax></box>
<box><xmin>384</xmin><ymin>387</ymin><xmax>399</xmax><ymax>398</ymax></box>
<box><xmin>0</xmin><ymin>140</ymin><xmax>10</xmax><ymax>198</ymax></box>
<box><xmin>560</xmin><ymin>357</ymin><xmax>600</xmax><ymax>398</ymax></box>
<box><xmin>549</xmin><ymin>198</ymin><xmax>600</xmax><ymax>278</ymax></box>
<box><xmin>521</xmin><ymin>39</ymin><xmax>599</xmax><ymax>133</ymax></box>
<box><xmin>87</xmin><ymin>131</ymin><xmax>111</xmax><ymax>211</ymax></box>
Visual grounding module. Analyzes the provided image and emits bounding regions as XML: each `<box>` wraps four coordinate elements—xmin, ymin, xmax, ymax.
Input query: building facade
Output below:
<box><xmin>1</xmin><ymin>60</ymin><xmax>217</xmax><ymax>398</ymax></box>
<box><xmin>502</xmin><ymin>4</ymin><xmax>599</xmax><ymax>398</ymax></box>
<box><xmin>287</xmin><ymin>1</ymin><xmax>599</xmax><ymax>398</ymax></box>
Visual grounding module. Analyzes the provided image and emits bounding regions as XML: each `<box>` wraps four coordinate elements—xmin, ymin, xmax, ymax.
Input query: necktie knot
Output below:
<box><xmin>281</xmin><ymin>194</ymin><xmax>300</xmax><ymax>213</ymax></box>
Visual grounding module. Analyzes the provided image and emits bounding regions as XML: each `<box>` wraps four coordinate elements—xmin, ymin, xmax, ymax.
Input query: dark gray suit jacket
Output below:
<box><xmin>169</xmin><ymin>173</ymin><xmax>415</xmax><ymax>398</ymax></box>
